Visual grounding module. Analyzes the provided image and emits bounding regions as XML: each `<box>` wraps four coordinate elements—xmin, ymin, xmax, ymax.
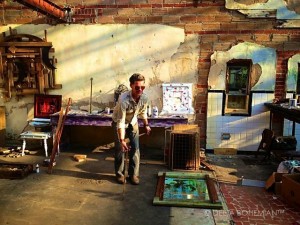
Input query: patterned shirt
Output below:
<box><xmin>112</xmin><ymin>90</ymin><xmax>148</xmax><ymax>129</ymax></box>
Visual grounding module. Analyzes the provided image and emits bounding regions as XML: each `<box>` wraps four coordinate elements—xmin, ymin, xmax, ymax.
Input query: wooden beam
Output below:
<box><xmin>0</xmin><ymin>42</ymin><xmax>52</xmax><ymax>47</ymax></box>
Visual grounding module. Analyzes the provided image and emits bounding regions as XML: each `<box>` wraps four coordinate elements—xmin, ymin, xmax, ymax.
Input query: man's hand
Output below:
<box><xmin>120</xmin><ymin>139</ymin><xmax>130</xmax><ymax>152</ymax></box>
<box><xmin>145</xmin><ymin>125</ymin><xmax>151</xmax><ymax>135</ymax></box>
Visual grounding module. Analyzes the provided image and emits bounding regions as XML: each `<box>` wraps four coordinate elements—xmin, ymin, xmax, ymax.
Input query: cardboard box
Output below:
<box><xmin>214</xmin><ymin>148</ymin><xmax>237</xmax><ymax>155</ymax></box>
<box><xmin>281</xmin><ymin>174</ymin><xmax>300</xmax><ymax>209</ymax></box>
<box><xmin>265</xmin><ymin>172</ymin><xmax>285</xmax><ymax>195</ymax></box>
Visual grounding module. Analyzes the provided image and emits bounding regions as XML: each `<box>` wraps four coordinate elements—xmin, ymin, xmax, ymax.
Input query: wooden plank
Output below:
<box><xmin>214</xmin><ymin>148</ymin><xmax>237</xmax><ymax>155</ymax></box>
<box><xmin>36</xmin><ymin>62</ymin><xmax>44</xmax><ymax>94</ymax></box>
<box><xmin>8</xmin><ymin>47</ymin><xmax>37</xmax><ymax>53</ymax></box>
<box><xmin>172</xmin><ymin>124</ymin><xmax>200</xmax><ymax>134</ymax></box>
<box><xmin>16</xmin><ymin>88</ymin><xmax>38</xmax><ymax>95</ymax></box>
<box><xmin>0</xmin><ymin>42</ymin><xmax>52</xmax><ymax>47</ymax></box>
<box><xmin>4</xmin><ymin>53</ymin><xmax>39</xmax><ymax>57</ymax></box>
<box><xmin>155</xmin><ymin>172</ymin><xmax>165</xmax><ymax>200</ymax></box>
<box><xmin>201</xmin><ymin>161</ymin><xmax>214</xmax><ymax>171</ymax></box>
<box><xmin>206</xmin><ymin>175</ymin><xmax>219</xmax><ymax>204</ymax></box>
<box><xmin>48</xmin><ymin>98</ymin><xmax>72</xmax><ymax>173</ymax></box>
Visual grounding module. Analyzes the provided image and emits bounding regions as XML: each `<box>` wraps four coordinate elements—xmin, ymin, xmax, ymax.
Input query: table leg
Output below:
<box><xmin>44</xmin><ymin>138</ymin><xmax>48</xmax><ymax>157</ymax></box>
<box><xmin>22</xmin><ymin>139</ymin><xmax>26</xmax><ymax>156</ymax></box>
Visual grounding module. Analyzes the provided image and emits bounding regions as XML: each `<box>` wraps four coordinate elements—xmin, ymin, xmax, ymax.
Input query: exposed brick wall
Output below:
<box><xmin>1</xmin><ymin>0</ymin><xmax>300</xmax><ymax>147</ymax></box>
<box><xmin>276</xmin><ymin>50</ymin><xmax>300</xmax><ymax>100</ymax></box>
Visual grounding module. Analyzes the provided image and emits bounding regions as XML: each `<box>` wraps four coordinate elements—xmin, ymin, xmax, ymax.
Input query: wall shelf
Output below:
<box><xmin>0</xmin><ymin>29</ymin><xmax>61</xmax><ymax>100</ymax></box>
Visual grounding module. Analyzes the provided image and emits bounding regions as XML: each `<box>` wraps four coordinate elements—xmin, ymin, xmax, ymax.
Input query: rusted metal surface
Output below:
<box><xmin>15</xmin><ymin>0</ymin><xmax>66</xmax><ymax>22</ymax></box>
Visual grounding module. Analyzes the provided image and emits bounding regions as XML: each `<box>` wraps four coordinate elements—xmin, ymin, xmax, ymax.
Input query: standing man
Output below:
<box><xmin>112</xmin><ymin>73</ymin><xmax>151</xmax><ymax>185</ymax></box>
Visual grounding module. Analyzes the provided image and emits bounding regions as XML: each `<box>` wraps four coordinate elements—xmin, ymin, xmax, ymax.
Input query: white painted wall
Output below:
<box><xmin>208</xmin><ymin>42</ymin><xmax>276</xmax><ymax>91</ymax></box>
<box><xmin>207</xmin><ymin>92</ymin><xmax>274</xmax><ymax>151</ymax></box>
<box><xmin>0</xmin><ymin>24</ymin><xmax>199</xmax><ymax>140</ymax></box>
<box><xmin>207</xmin><ymin>42</ymin><xmax>277</xmax><ymax>151</ymax></box>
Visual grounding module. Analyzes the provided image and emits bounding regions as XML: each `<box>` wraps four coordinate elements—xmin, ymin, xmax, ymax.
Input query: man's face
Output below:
<box><xmin>131</xmin><ymin>80</ymin><xmax>145</xmax><ymax>97</ymax></box>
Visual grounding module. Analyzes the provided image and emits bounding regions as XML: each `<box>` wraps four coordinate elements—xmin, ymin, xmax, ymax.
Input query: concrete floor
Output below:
<box><xmin>0</xmin><ymin>146</ymin><xmax>280</xmax><ymax>225</ymax></box>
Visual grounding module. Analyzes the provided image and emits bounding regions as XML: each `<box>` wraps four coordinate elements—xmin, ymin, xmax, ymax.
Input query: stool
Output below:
<box><xmin>20</xmin><ymin>131</ymin><xmax>52</xmax><ymax>157</ymax></box>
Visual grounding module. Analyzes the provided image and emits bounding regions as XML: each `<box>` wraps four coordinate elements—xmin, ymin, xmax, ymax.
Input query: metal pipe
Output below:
<box><xmin>15</xmin><ymin>0</ymin><xmax>66</xmax><ymax>21</ymax></box>
<box><xmin>89</xmin><ymin>77</ymin><xmax>93</xmax><ymax>114</ymax></box>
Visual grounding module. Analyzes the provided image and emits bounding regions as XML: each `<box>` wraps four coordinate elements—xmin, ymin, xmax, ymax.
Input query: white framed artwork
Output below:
<box><xmin>161</xmin><ymin>83</ymin><xmax>194</xmax><ymax>114</ymax></box>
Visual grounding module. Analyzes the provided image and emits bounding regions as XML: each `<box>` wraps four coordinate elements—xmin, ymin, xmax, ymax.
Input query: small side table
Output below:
<box><xmin>20</xmin><ymin>131</ymin><xmax>52</xmax><ymax>157</ymax></box>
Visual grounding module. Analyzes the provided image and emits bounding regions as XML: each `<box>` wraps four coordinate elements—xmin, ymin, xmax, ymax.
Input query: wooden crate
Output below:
<box><xmin>171</xmin><ymin>124</ymin><xmax>200</xmax><ymax>134</ymax></box>
<box><xmin>214</xmin><ymin>148</ymin><xmax>237</xmax><ymax>155</ymax></box>
<box><xmin>0</xmin><ymin>163</ymin><xmax>33</xmax><ymax>179</ymax></box>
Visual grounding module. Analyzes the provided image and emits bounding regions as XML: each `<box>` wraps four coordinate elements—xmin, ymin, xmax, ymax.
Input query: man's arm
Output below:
<box><xmin>141</xmin><ymin>118</ymin><xmax>151</xmax><ymax>135</ymax></box>
<box><xmin>115</xmin><ymin>98</ymin><xmax>129</xmax><ymax>151</ymax></box>
<box><xmin>118</xmin><ymin>127</ymin><xmax>126</xmax><ymax>141</ymax></box>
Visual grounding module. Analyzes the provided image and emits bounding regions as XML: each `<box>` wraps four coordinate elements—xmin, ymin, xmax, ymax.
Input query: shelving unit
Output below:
<box><xmin>0</xmin><ymin>28</ymin><xmax>62</xmax><ymax>100</ymax></box>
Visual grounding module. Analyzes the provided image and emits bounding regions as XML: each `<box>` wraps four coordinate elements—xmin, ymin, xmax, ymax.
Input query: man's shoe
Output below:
<box><xmin>116</xmin><ymin>175</ymin><xmax>126</xmax><ymax>184</ymax></box>
<box><xmin>130</xmin><ymin>175</ymin><xmax>139</xmax><ymax>185</ymax></box>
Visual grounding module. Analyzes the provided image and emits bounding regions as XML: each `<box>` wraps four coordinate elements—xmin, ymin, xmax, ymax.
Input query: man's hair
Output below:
<box><xmin>129</xmin><ymin>73</ymin><xmax>145</xmax><ymax>84</ymax></box>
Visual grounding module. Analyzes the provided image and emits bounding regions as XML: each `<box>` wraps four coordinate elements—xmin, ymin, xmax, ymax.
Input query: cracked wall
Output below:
<box><xmin>207</xmin><ymin>42</ymin><xmax>277</xmax><ymax>151</ymax></box>
<box><xmin>0</xmin><ymin>24</ymin><xmax>199</xmax><ymax>140</ymax></box>
<box><xmin>208</xmin><ymin>42</ymin><xmax>276</xmax><ymax>91</ymax></box>
<box><xmin>226</xmin><ymin>0</ymin><xmax>300</xmax><ymax>27</ymax></box>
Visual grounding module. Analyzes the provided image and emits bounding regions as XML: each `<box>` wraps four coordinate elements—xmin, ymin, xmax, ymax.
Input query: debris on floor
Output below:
<box><xmin>0</xmin><ymin>147</ymin><xmax>30</xmax><ymax>158</ymax></box>
<box><xmin>0</xmin><ymin>163</ymin><xmax>34</xmax><ymax>179</ymax></box>
<box><xmin>73</xmin><ymin>154</ymin><xmax>87</xmax><ymax>162</ymax></box>
<box><xmin>239</xmin><ymin>178</ymin><xmax>266</xmax><ymax>187</ymax></box>
<box><xmin>200</xmin><ymin>161</ymin><xmax>214</xmax><ymax>171</ymax></box>
<box><xmin>92</xmin><ymin>144</ymin><xmax>114</xmax><ymax>153</ymax></box>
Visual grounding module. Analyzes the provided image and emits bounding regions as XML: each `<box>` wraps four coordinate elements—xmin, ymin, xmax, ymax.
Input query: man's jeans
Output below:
<box><xmin>112</xmin><ymin>122</ymin><xmax>140</xmax><ymax>177</ymax></box>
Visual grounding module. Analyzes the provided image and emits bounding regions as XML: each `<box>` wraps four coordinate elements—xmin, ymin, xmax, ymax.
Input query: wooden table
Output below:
<box><xmin>50</xmin><ymin>112</ymin><xmax>189</xmax><ymax>128</ymax></box>
<box><xmin>50</xmin><ymin>111</ymin><xmax>189</xmax><ymax>149</ymax></box>
<box><xmin>264</xmin><ymin>103</ymin><xmax>300</xmax><ymax>135</ymax></box>
<box><xmin>20</xmin><ymin>131</ymin><xmax>52</xmax><ymax>157</ymax></box>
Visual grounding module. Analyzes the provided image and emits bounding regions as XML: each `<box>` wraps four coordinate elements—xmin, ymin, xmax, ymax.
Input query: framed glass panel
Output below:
<box><xmin>224</xmin><ymin>60</ymin><xmax>252</xmax><ymax>116</ymax></box>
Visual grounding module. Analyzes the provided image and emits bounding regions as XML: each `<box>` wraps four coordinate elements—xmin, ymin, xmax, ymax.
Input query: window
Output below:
<box><xmin>224</xmin><ymin>59</ymin><xmax>252</xmax><ymax>116</ymax></box>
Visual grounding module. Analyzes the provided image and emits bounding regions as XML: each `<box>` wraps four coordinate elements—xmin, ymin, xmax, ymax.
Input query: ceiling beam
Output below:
<box><xmin>15</xmin><ymin>0</ymin><xmax>67</xmax><ymax>22</ymax></box>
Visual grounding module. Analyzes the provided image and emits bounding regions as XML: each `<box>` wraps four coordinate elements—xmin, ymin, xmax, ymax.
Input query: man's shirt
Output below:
<box><xmin>112</xmin><ymin>90</ymin><xmax>148</xmax><ymax>129</ymax></box>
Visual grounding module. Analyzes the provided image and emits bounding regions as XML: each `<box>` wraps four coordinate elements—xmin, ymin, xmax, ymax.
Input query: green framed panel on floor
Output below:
<box><xmin>153</xmin><ymin>171</ymin><xmax>224</xmax><ymax>209</ymax></box>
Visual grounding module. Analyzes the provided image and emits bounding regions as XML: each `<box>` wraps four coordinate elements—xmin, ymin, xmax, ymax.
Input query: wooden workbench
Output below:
<box><xmin>264</xmin><ymin>103</ymin><xmax>300</xmax><ymax>136</ymax></box>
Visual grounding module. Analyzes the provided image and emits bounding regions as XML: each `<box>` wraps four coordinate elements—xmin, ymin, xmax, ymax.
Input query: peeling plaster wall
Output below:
<box><xmin>207</xmin><ymin>42</ymin><xmax>276</xmax><ymax>151</ymax></box>
<box><xmin>285</xmin><ymin>0</ymin><xmax>300</xmax><ymax>14</ymax></box>
<box><xmin>226</xmin><ymin>0</ymin><xmax>300</xmax><ymax>27</ymax></box>
<box><xmin>0</xmin><ymin>24</ymin><xmax>199</xmax><ymax>141</ymax></box>
<box><xmin>278</xmin><ymin>0</ymin><xmax>300</xmax><ymax>20</ymax></box>
<box><xmin>226</xmin><ymin>0</ymin><xmax>281</xmax><ymax>10</ymax></box>
<box><xmin>286</xmin><ymin>54</ymin><xmax>300</xmax><ymax>91</ymax></box>
<box><xmin>233</xmin><ymin>0</ymin><xmax>269</xmax><ymax>6</ymax></box>
<box><xmin>208</xmin><ymin>42</ymin><xmax>276</xmax><ymax>91</ymax></box>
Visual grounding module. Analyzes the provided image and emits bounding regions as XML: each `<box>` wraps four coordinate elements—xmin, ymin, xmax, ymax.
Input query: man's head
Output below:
<box><xmin>129</xmin><ymin>73</ymin><xmax>145</xmax><ymax>85</ymax></box>
<box><xmin>129</xmin><ymin>73</ymin><xmax>146</xmax><ymax>98</ymax></box>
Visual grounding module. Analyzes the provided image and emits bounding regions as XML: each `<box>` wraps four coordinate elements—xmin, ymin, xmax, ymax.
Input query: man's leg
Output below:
<box><xmin>112</xmin><ymin>122</ymin><xmax>125</xmax><ymax>183</ymax></box>
<box><xmin>127</xmin><ymin>123</ymin><xmax>140</xmax><ymax>184</ymax></box>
